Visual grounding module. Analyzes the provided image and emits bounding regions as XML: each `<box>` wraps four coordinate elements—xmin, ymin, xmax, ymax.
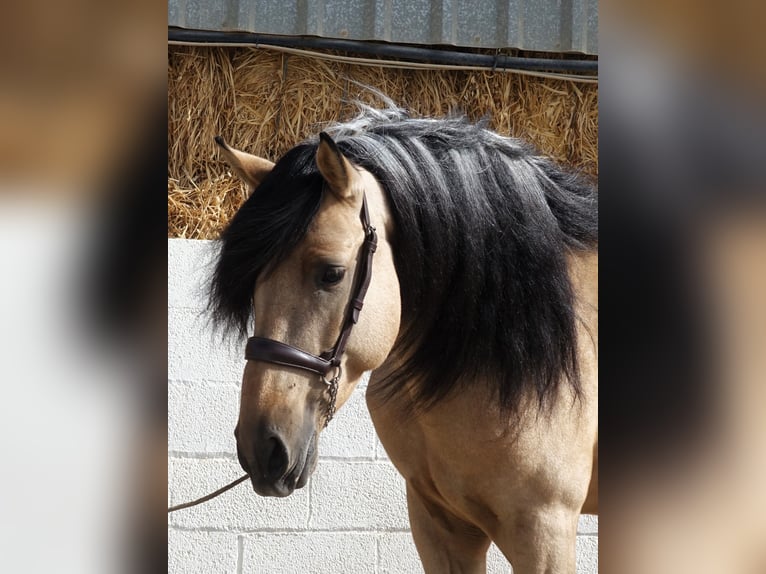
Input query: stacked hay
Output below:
<box><xmin>168</xmin><ymin>45</ymin><xmax>598</xmax><ymax>239</ymax></box>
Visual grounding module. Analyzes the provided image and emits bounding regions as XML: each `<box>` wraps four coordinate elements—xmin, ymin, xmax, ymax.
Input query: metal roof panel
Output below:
<box><xmin>169</xmin><ymin>0</ymin><xmax>598</xmax><ymax>55</ymax></box>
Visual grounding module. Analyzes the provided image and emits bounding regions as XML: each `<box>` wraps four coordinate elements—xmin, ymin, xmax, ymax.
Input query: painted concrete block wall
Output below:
<box><xmin>168</xmin><ymin>238</ymin><xmax>598</xmax><ymax>572</ymax></box>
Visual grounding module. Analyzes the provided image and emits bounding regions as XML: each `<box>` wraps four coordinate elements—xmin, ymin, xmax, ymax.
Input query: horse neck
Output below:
<box><xmin>566</xmin><ymin>249</ymin><xmax>599</xmax><ymax>414</ymax></box>
<box><xmin>567</xmin><ymin>249</ymin><xmax>599</xmax><ymax>340</ymax></box>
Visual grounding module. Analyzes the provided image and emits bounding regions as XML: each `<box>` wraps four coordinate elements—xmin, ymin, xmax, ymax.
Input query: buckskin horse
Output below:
<box><xmin>209</xmin><ymin>102</ymin><xmax>598</xmax><ymax>573</ymax></box>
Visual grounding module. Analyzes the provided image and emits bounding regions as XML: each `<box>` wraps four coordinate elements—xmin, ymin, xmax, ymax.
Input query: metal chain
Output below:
<box><xmin>323</xmin><ymin>374</ymin><xmax>340</xmax><ymax>428</ymax></box>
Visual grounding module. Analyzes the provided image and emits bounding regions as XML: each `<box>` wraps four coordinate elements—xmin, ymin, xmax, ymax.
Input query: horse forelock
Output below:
<box><xmin>209</xmin><ymin>143</ymin><xmax>324</xmax><ymax>340</ymax></box>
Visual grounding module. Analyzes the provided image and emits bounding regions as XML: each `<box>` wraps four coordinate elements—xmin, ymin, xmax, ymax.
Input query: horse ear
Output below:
<box><xmin>214</xmin><ymin>136</ymin><xmax>274</xmax><ymax>195</ymax></box>
<box><xmin>316</xmin><ymin>132</ymin><xmax>361</xmax><ymax>202</ymax></box>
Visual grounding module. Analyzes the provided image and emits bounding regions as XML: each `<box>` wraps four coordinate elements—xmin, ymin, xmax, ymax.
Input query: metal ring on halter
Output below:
<box><xmin>321</xmin><ymin>363</ymin><xmax>342</xmax><ymax>387</ymax></box>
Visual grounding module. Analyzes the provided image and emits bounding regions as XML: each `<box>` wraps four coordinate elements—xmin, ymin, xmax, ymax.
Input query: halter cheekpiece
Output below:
<box><xmin>244</xmin><ymin>194</ymin><xmax>378</xmax><ymax>427</ymax></box>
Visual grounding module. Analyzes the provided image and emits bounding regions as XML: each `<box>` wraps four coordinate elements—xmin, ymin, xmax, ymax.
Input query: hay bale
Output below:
<box><xmin>168</xmin><ymin>45</ymin><xmax>598</xmax><ymax>239</ymax></box>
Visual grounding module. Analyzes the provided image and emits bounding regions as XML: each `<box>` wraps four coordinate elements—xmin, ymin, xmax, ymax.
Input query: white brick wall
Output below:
<box><xmin>168</xmin><ymin>238</ymin><xmax>598</xmax><ymax>573</ymax></box>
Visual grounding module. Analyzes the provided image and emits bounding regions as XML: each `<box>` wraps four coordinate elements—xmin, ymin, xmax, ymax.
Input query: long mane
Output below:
<box><xmin>210</xmin><ymin>103</ymin><xmax>598</xmax><ymax>416</ymax></box>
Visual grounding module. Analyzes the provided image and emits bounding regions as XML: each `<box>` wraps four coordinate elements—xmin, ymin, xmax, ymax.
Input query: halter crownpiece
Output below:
<box><xmin>244</xmin><ymin>193</ymin><xmax>378</xmax><ymax>426</ymax></box>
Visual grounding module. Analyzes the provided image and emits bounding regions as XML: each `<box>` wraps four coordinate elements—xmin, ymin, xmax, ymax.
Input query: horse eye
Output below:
<box><xmin>321</xmin><ymin>266</ymin><xmax>346</xmax><ymax>286</ymax></box>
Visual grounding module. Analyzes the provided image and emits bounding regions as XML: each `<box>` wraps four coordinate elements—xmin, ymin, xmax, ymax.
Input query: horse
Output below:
<box><xmin>208</xmin><ymin>103</ymin><xmax>598</xmax><ymax>573</ymax></box>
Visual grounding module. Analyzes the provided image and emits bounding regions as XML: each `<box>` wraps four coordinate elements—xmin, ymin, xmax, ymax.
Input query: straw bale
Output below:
<box><xmin>168</xmin><ymin>45</ymin><xmax>598</xmax><ymax>239</ymax></box>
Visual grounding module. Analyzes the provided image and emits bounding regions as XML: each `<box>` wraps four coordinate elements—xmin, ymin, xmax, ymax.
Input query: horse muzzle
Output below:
<box><xmin>235</xmin><ymin>423</ymin><xmax>318</xmax><ymax>497</ymax></box>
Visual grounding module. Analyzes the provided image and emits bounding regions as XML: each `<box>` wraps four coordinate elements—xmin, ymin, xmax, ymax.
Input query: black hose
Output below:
<box><xmin>168</xmin><ymin>28</ymin><xmax>597</xmax><ymax>74</ymax></box>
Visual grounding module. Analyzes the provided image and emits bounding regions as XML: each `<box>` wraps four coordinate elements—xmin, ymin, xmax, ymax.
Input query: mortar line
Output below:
<box><xmin>306</xmin><ymin>476</ymin><xmax>313</xmax><ymax>529</ymax></box>
<box><xmin>317</xmin><ymin>455</ymin><xmax>377</xmax><ymax>462</ymax></box>
<box><xmin>168</xmin><ymin>304</ymin><xmax>211</xmax><ymax>311</ymax></box>
<box><xmin>168</xmin><ymin>451</ymin><xmax>239</xmax><ymax>459</ymax></box>
<box><xmin>316</xmin><ymin>458</ymin><xmax>395</xmax><ymax>464</ymax></box>
<box><xmin>169</xmin><ymin>378</ymin><xmax>242</xmax><ymax>386</ymax></box>
<box><xmin>170</xmin><ymin>525</ymin><xmax>412</xmax><ymax>534</ymax></box>
<box><xmin>236</xmin><ymin>535</ymin><xmax>244</xmax><ymax>574</ymax></box>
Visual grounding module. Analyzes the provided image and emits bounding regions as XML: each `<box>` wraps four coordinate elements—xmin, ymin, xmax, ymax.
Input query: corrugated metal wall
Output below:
<box><xmin>168</xmin><ymin>0</ymin><xmax>598</xmax><ymax>55</ymax></box>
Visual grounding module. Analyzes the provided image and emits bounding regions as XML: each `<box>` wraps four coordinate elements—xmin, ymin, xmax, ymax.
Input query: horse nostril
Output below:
<box><xmin>265</xmin><ymin>435</ymin><xmax>289</xmax><ymax>479</ymax></box>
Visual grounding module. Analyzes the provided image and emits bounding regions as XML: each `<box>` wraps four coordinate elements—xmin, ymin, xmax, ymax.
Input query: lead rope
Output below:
<box><xmin>168</xmin><ymin>474</ymin><xmax>249</xmax><ymax>513</ymax></box>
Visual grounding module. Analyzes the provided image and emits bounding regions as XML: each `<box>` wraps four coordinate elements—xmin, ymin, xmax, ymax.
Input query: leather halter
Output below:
<box><xmin>244</xmin><ymin>193</ymin><xmax>378</xmax><ymax>425</ymax></box>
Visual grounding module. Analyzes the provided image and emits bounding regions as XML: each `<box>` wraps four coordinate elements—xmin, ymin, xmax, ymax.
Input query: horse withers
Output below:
<box><xmin>210</xmin><ymin>104</ymin><xmax>598</xmax><ymax>573</ymax></box>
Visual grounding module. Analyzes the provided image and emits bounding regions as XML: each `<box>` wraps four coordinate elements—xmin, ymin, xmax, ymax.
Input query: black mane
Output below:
<box><xmin>210</xmin><ymin>105</ymin><xmax>598</xmax><ymax>416</ymax></box>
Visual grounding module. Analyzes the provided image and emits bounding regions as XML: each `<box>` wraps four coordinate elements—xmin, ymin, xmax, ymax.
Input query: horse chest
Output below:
<box><xmin>367</xmin><ymin>388</ymin><xmax>513</xmax><ymax>526</ymax></box>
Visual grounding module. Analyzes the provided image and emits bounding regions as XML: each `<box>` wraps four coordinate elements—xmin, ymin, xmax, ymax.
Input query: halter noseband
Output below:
<box><xmin>244</xmin><ymin>194</ymin><xmax>378</xmax><ymax>426</ymax></box>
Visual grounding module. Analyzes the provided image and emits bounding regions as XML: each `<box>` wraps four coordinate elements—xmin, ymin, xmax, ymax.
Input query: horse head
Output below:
<box><xmin>214</xmin><ymin>133</ymin><xmax>400</xmax><ymax>496</ymax></box>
